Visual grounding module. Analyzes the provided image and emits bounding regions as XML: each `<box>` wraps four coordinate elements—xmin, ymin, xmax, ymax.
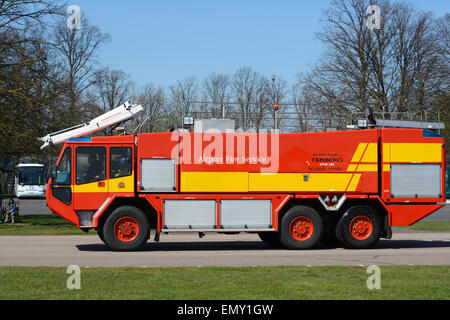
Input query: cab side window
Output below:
<box><xmin>55</xmin><ymin>148</ymin><xmax>71</xmax><ymax>185</ymax></box>
<box><xmin>110</xmin><ymin>147</ymin><xmax>132</xmax><ymax>179</ymax></box>
<box><xmin>76</xmin><ymin>147</ymin><xmax>106</xmax><ymax>185</ymax></box>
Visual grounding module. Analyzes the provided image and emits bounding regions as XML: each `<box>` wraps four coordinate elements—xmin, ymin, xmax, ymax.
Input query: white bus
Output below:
<box><xmin>15</xmin><ymin>164</ymin><xmax>46</xmax><ymax>198</ymax></box>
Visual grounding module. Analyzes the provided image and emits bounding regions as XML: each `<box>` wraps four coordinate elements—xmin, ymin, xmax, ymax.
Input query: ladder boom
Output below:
<box><xmin>39</xmin><ymin>101</ymin><xmax>143</xmax><ymax>149</ymax></box>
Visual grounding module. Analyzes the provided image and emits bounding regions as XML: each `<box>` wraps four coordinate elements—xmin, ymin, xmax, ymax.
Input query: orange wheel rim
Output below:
<box><xmin>289</xmin><ymin>217</ymin><xmax>314</xmax><ymax>241</ymax></box>
<box><xmin>349</xmin><ymin>216</ymin><xmax>373</xmax><ymax>240</ymax></box>
<box><xmin>114</xmin><ymin>217</ymin><xmax>139</xmax><ymax>242</ymax></box>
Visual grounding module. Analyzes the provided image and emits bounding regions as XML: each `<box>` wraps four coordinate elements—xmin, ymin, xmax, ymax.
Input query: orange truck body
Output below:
<box><xmin>47</xmin><ymin>128</ymin><xmax>446</xmax><ymax>249</ymax></box>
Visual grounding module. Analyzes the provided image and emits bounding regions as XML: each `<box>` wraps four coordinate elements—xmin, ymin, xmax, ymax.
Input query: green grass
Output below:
<box><xmin>0</xmin><ymin>214</ymin><xmax>84</xmax><ymax>235</ymax></box>
<box><xmin>397</xmin><ymin>221</ymin><xmax>450</xmax><ymax>232</ymax></box>
<box><xmin>0</xmin><ymin>266</ymin><xmax>448</xmax><ymax>300</ymax></box>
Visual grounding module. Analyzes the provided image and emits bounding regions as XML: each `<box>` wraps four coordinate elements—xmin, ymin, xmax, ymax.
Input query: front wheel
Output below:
<box><xmin>335</xmin><ymin>206</ymin><xmax>382</xmax><ymax>249</ymax></box>
<box><xmin>103</xmin><ymin>206</ymin><xmax>150</xmax><ymax>251</ymax></box>
<box><xmin>279</xmin><ymin>206</ymin><xmax>324</xmax><ymax>249</ymax></box>
<box><xmin>97</xmin><ymin>227</ymin><xmax>106</xmax><ymax>244</ymax></box>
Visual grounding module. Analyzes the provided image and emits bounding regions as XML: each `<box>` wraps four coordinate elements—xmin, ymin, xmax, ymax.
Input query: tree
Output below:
<box><xmin>51</xmin><ymin>15</ymin><xmax>110</xmax><ymax>126</ymax></box>
<box><xmin>133</xmin><ymin>84</ymin><xmax>167</xmax><ymax>133</ymax></box>
<box><xmin>0</xmin><ymin>1</ymin><xmax>64</xmax><ymax>162</ymax></box>
<box><xmin>92</xmin><ymin>66</ymin><xmax>134</xmax><ymax>112</ymax></box>
<box><xmin>201</xmin><ymin>72</ymin><xmax>231</xmax><ymax>118</ymax></box>
<box><xmin>231</xmin><ymin>67</ymin><xmax>269</xmax><ymax>131</ymax></box>
<box><xmin>169</xmin><ymin>76</ymin><xmax>198</xmax><ymax>115</ymax></box>
<box><xmin>302</xmin><ymin>0</ymin><xmax>448</xmax><ymax>126</ymax></box>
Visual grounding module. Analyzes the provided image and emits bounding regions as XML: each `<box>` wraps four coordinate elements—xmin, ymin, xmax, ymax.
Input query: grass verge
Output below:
<box><xmin>0</xmin><ymin>215</ymin><xmax>83</xmax><ymax>235</ymax></box>
<box><xmin>397</xmin><ymin>221</ymin><xmax>450</xmax><ymax>232</ymax></box>
<box><xmin>0</xmin><ymin>266</ymin><xmax>448</xmax><ymax>300</ymax></box>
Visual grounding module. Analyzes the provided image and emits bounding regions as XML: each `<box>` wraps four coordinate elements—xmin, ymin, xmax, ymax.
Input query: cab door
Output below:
<box><xmin>48</xmin><ymin>146</ymin><xmax>79</xmax><ymax>226</ymax></box>
<box><xmin>51</xmin><ymin>146</ymin><xmax>73</xmax><ymax>206</ymax></box>
<box><xmin>73</xmin><ymin>146</ymin><xmax>109</xmax><ymax>211</ymax></box>
<box><xmin>108</xmin><ymin>145</ymin><xmax>135</xmax><ymax>196</ymax></box>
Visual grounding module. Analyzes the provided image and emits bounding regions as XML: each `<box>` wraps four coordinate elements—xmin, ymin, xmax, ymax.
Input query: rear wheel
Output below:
<box><xmin>335</xmin><ymin>206</ymin><xmax>382</xmax><ymax>249</ymax></box>
<box><xmin>258</xmin><ymin>232</ymin><xmax>281</xmax><ymax>247</ymax></box>
<box><xmin>279</xmin><ymin>206</ymin><xmax>323</xmax><ymax>249</ymax></box>
<box><xmin>103</xmin><ymin>206</ymin><xmax>150</xmax><ymax>251</ymax></box>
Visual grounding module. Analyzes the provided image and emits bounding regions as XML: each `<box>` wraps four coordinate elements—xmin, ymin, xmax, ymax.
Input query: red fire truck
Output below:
<box><xmin>44</xmin><ymin>103</ymin><xmax>446</xmax><ymax>251</ymax></box>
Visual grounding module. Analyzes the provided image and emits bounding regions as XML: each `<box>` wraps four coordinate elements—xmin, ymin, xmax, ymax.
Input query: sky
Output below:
<box><xmin>71</xmin><ymin>0</ymin><xmax>449</xmax><ymax>89</ymax></box>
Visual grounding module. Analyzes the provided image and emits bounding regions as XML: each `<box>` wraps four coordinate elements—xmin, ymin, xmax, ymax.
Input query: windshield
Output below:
<box><xmin>18</xmin><ymin>167</ymin><xmax>44</xmax><ymax>186</ymax></box>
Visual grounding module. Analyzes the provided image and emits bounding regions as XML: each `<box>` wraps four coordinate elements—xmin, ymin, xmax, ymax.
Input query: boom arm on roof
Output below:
<box><xmin>39</xmin><ymin>101</ymin><xmax>143</xmax><ymax>149</ymax></box>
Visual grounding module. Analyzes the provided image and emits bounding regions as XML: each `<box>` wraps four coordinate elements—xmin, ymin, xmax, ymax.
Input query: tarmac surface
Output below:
<box><xmin>0</xmin><ymin>231</ymin><xmax>449</xmax><ymax>267</ymax></box>
<box><xmin>1</xmin><ymin>198</ymin><xmax>449</xmax><ymax>268</ymax></box>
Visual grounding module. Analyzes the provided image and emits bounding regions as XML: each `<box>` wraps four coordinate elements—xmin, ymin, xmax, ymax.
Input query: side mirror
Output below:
<box><xmin>49</xmin><ymin>169</ymin><xmax>57</xmax><ymax>184</ymax></box>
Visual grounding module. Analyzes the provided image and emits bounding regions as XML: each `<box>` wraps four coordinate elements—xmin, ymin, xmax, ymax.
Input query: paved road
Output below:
<box><xmin>1</xmin><ymin>231</ymin><xmax>449</xmax><ymax>267</ymax></box>
<box><xmin>8</xmin><ymin>198</ymin><xmax>450</xmax><ymax>221</ymax></box>
<box><xmin>10</xmin><ymin>198</ymin><xmax>50</xmax><ymax>215</ymax></box>
<box><xmin>423</xmin><ymin>202</ymin><xmax>450</xmax><ymax>221</ymax></box>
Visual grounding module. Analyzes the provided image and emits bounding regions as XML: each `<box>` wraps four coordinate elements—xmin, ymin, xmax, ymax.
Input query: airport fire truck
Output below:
<box><xmin>42</xmin><ymin>102</ymin><xmax>447</xmax><ymax>251</ymax></box>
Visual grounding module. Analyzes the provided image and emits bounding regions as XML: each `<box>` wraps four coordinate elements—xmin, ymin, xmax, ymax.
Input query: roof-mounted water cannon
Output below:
<box><xmin>347</xmin><ymin>106</ymin><xmax>445</xmax><ymax>131</ymax></box>
<box><xmin>39</xmin><ymin>101</ymin><xmax>143</xmax><ymax>149</ymax></box>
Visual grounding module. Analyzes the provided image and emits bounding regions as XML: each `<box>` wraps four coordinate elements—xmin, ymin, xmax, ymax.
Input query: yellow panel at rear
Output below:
<box><xmin>360</xmin><ymin>143</ymin><xmax>378</xmax><ymax>163</ymax></box>
<box><xmin>356</xmin><ymin>164</ymin><xmax>378</xmax><ymax>172</ymax></box>
<box><xmin>181</xmin><ymin>172</ymin><xmax>249</xmax><ymax>192</ymax></box>
<box><xmin>109</xmin><ymin>174</ymin><xmax>134</xmax><ymax>193</ymax></box>
<box><xmin>383</xmin><ymin>143</ymin><xmax>391</xmax><ymax>162</ymax></box>
<box><xmin>351</xmin><ymin>143</ymin><xmax>368</xmax><ymax>162</ymax></box>
<box><xmin>347</xmin><ymin>174</ymin><xmax>362</xmax><ymax>191</ymax></box>
<box><xmin>249</xmin><ymin>173</ymin><xmax>360</xmax><ymax>192</ymax></box>
<box><xmin>389</xmin><ymin>143</ymin><xmax>442</xmax><ymax>163</ymax></box>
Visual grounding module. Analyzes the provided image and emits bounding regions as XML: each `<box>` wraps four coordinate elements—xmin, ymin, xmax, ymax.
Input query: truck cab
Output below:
<box><xmin>48</xmin><ymin>135</ymin><xmax>136</xmax><ymax>227</ymax></box>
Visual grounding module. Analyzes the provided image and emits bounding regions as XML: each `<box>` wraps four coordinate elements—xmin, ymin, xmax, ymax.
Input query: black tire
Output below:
<box><xmin>103</xmin><ymin>206</ymin><xmax>150</xmax><ymax>251</ymax></box>
<box><xmin>335</xmin><ymin>206</ymin><xmax>382</xmax><ymax>249</ymax></box>
<box><xmin>97</xmin><ymin>227</ymin><xmax>106</xmax><ymax>244</ymax></box>
<box><xmin>279</xmin><ymin>205</ymin><xmax>324</xmax><ymax>249</ymax></box>
<box><xmin>258</xmin><ymin>232</ymin><xmax>281</xmax><ymax>247</ymax></box>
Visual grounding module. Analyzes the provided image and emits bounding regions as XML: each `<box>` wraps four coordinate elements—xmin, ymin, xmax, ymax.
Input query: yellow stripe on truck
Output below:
<box><xmin>360</xmin><ymin>143</ymin><xmax>378</xmax><ymax>163</ymax></box>
<box><xmin>347</xmin><ymin>164</ymin><xmax>378</xmax><ymax>172</ymax></box>
<box><xmin>347</xmin><ymin>174</ymin><xmax>362</xmax><ymax>191</ymax></box>
<box><xmin>180</xmin><ymin>172</ymin><xmax>362</xmax><ymax>193</ymax></box>
<box><xmin>73</xmin><ymin>181</ymin><xmax>107</xmax><ymax>193</ymax></box>
<box><xmin>181</xmin><ymin>172</ymin><xmax>249</xmax><ymax>192</ymax></box>
<box><xmin>383</xmin><ymin>143</ymin><xmax>391</xmax><ymax>162</ymax></box>
<box><xmin>109</xmin><ymin>174</ymin><xmax>134</xmax><ymax>193</ymax></box>
<box><xmin>385</xmin><ymin>143</ymin><xmax>442</xmax><ymax>163</ymax></box>
<box><xmin>72</xmin><ymin>173</ymin><xmax>134</xmax><ymax>193</ymax></box>
<box><xmin>351</xmin><ymin>143</ymin><xmax>368</xmax><ymax>163</ymax></box>
<box><xmin>249</xmin><ymin>173</ymin><xmax>361</xmax><ymax>192</ymax></box>
<box><xmin>356</xmin><ymin>164</ymin><xmax>378</xmax><ymax>172</ymax></box>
